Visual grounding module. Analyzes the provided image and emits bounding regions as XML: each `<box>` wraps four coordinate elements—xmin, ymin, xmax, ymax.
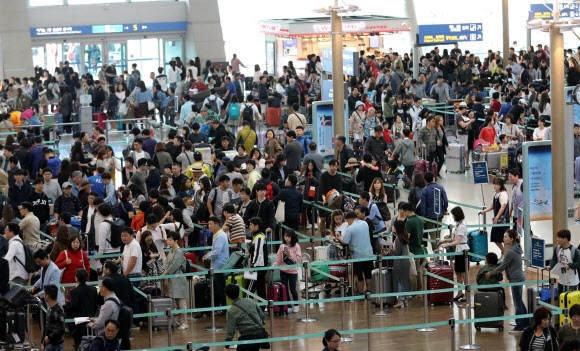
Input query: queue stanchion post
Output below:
<box><xmin>166</xmin><ymin>308</ymin><xmax>173</xmax><ymax>347</ymax></box>
<box><xmin>298</xmin><ymin>262</ymin><xmax>317</xmax><ymax>323</ymax></box>
<box><xmin>373</xmin><ymin>255</ymin><xmax>391</xmax><ymax>316</ymax></box>
<box><xmin>309</xmin><ymin>236</ymin><xmax>316</xmax><ymax>256</ymax></box>
<box><xmin>188</xmin><ymin>278</ymin><xmax>199</xmax><ymax>321</ymax></box>
<box><xmin>417</xmin><ymin>264</ymin><xmax>436</xmax><ymax>332</ymax></box>
<box><xmin>311</xmin><ymin>199</ymin><xmax>316</xmax><ymax>238</ymax></box>
<box><xmin>269</xmin><ymin>300</ymin><xmax>275</xmax><ymax>351</ymax></box>
<box><xmin>204</xmin><ymin>268</ymin><xmax>224</xmax><ymax>331</ymax></box>
<box><xmin>450</xmin><ymin>318</ymin><xmax>456</xmax><ymax>351</ymax></box>
<box><xmin>366</xmin><ymin>291</ymin><xmax>372</xmax><ymax>350</ymax></box>
<box><xmin>339</xmin><ymin>277</ymin><xmax>354</xmax><ymax>342</ymax></box>
<box><xmin>147</xmin><ymin>294</ymin><xmax>153</xmax><ymax>349</ymax></box>
<box><xmin>40</xmin><ymin>304</ymin><xmax>45</xmax><ymax>339</ymax></box>
<box><xmin>460</xmin><ymin>284</ymin><xmax>481</xmax><ymax>350</ymax></box>
<box><xmin>348</xmin><ymin>253</ymin><xmax>357</xmax><ymax>303</ymax></box>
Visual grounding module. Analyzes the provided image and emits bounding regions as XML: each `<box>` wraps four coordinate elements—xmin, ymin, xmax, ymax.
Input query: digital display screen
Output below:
<box><xmin>30</xmin><ymin>21</ymin><xmax>187</xmax><ymax>37</ymax></box>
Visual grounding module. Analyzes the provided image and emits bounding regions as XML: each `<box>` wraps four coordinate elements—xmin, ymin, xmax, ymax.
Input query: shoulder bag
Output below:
<box><xmin>275</xmin><ymin>191</ymin><xmax>285</xmax><ymax>222</ymax></box>
<box><xmin>231</xmin><ymin>303</ymin><xmax>271</xmax><ymax>349</ymax></box>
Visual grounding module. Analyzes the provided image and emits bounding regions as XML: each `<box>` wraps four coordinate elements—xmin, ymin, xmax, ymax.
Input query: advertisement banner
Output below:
<box><xmin>530</xmin><ymin>3</ymin><xmax>579</xmax><ymax>20</ymax></box>
<box><xmin>524</xmin><ymin>142</ymin><xmax>552</xmax><ymax>221</ymax></box>
<box><xmin>312</xmin><ymin>101</ymin><xmax>349</xmax><ymax>157</ymax></box>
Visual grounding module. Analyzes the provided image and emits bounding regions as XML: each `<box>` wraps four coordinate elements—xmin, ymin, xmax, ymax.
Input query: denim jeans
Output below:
<box><xmin>46</xmin><ymin>343</ymin><xmax>64</xmax><ymax>351</ymax></box>
<box><xmin>280</xmin><ymin>271</ymin><xmax>299</xmax><ymax>308</ymax></box>
<box><xmin>511</xmin><ymin>285</ymin><xmax>529</xmax><ymax>329</ymax></box>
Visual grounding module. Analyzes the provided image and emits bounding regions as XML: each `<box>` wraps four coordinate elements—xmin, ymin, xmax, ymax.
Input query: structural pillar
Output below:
<box><xmin>331</xmin><ymin>0</ymin><xmax>345</xmax><ymax>136</ymax></box>
<box><xmin>502</xmin><ymin>0</ymin><xmax>510</xmax><ymax>65</ymax></box>
<box><xmin>0</xmin><ymin>0</ymin><xmax>33</xmax><ymax>78</ymax></box>
<box><xmin>550</xmin><ymin>0</ymin><xmax>567</xmax><ymax>244</ymax></box>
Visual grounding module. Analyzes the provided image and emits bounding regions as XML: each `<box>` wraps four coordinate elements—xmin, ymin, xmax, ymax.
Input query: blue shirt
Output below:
<box><xmin>88</xmin><ymin>174</ymin><xmax>104</xmax><ymax>198</ymax></box>
<box><xmin>180</xmin><ymin>101</ymin><xmax>194</xmax><ymax>124</ymax></box>
<box><xmin>420</xmin><ymin>182</ymin><xmax>448</xmax><ymax>219</ymax></box>
<box><xmin>205</xmin><ymin>230</ymin><xmax>229</xmax><ymax>270</ymax></box>
<box><xmin>103</xmin><ymin>181</ymin><xmax>117</xmax><ymax>206</ymax></box>
<box><xmin>296</xmin><ymin>135</ymin><xmax>310</xmax><ymax>156</ymax></box>
<box><xmin>225</xmin><ymin>81</ymin><xmax>236</xmax><ymax>102</ymax></box>
<box><xmin>367</xmin><ymin>202</ymin><xmax>386</xmax><ymax>233</ymax></box>
<box><xmin>342</xmin><ymin>219</ymin><xmax>373</xmax><ymax>259</ymax></box>
<box><xmin>136</xmin><ymin>89</ymin><xmax>153</xmax><ymax>104</ymax></box>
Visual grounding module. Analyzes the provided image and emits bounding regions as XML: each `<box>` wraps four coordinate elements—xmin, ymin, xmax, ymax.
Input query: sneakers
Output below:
<box><xmin>403</xmin><ymin>300</ymin><xmax>409</xmax><ymax>308</ymax></box>
<box><xmin>575</xmin><ymin>219</ymin><xmax>580</xmax><ymax>224</ymax></box>
<box><xmin>178</xmin><ymin>324</ymin><xmax>189</xmax><ymax>330</ymax></box>
<box><xmin>293</xmin><ymin>305</ymin><xmax>299</xmax><ymax>313</ymax></box>
<box><xmin>314</xmin><ymin>224</ymin><xmax>319</xmax><ymax>229</ymax></box>
<box><xmin>393</xmin><ymin>300</ymin><xmax>404</xmax><ymax>308</ymax></box>
<box><xmin>287</xmin><ymin>308</ymin><xmax>293</xmax><ymax>313</ymax></box>
<box><xmin>509</xmin><ymin>328</ymin><xmax>524</xmax><ymax>333</ymax></box>
<box><xmin>306</xmin><ymin>224</ymin><xmax>312</xmax><ymax>229</ymax></box>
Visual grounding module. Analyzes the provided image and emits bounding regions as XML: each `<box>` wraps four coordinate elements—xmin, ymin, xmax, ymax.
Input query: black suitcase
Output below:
<box><xmin>245</xmin><ymin>77</ymin><xmax>254</xmax><ymax>91</ymax></box>
<box><xmin>2</xmin><ymin>285</ymin><xmax>32</xmax><ymax>310</ymax></box>
<box><xmin>5</xmin><ymin>311</ymin><xmax>26</xmax><ymax>344</ymax></box>
<box><xmin>194</xmin><ymin>280</ymin><xmax>211</xmax><ymax>314</ymax></box>
<box><xmin>71</xmin><ymin>113</ymin><xmax>79</xmax><ymax>132</ymax></box>
<box><xmin>474</xmin><ymin>289</ymin><xmax>505</xmax><ymax>330</ymax></box>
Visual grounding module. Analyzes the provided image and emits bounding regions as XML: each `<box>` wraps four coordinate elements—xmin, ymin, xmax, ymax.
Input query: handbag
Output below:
<box><xmin>147</xmin><ymin>101</ymin><xmax>155</xmax><ymax>111</ymax></box>
<box><xmin>275</xmin><ymin>190</ymin><xmax>285</xmax><ymax>222</ymax></box>
<box><xmin>244</xmin><ymin>271</ymin><xmax>258</xmax><ymax>281</ymax></box>
<box><xmin>231</xmin><ymin>303</ymin><xmax>271</xmax><ymax>349</ymax></box>
<box><xmin>307</xmin><ymin>186</ymin><xmax>316</xmax><ymax>200</ymax></box>
<box><xmin>408</xmin><ymin>252</ymin><xmax>417</xmax><ymax>276</ymax></box>
<box><xmin>118</xmin><ymin>103</ymin><xmax>128</xmax><ymax>116</ymax></box>
<box><xmin>59</xmin><ymin>250</ymin><xmax>68</xmax><ymax>280</ymax></box>
<box><xmin>283</xmin><ymin>252</ymin><xmax>294</xmax><ymax>265</ymax></box>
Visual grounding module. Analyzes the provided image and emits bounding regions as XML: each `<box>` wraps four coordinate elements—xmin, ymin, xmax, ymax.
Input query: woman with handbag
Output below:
<box><xmin>54</xmin><ymin>234</ymin><xmax>90</xmax><ymax>301</ymax></box>
<box><xmin>301</xmin><ymin>160</ymin><xmax>321</xmax><ymax>230</ymax></box>
<box><xmin>438</xmin><ymin>206</ymin><xmax>470</xmax><ymax>302</ymax></box>
<box><xmin>480</xmin><ymin>177</ymin><xmax>510</xmax><ymax>257</ymax></box>
<box><xmin>272</xmin><ymin>229</ymin><xmax>302</xmax><ymax>313</ymax></box>
<box><xmin>264</xmin><ymin>129</ymin><xmax>283</xmax><ymax>162</ymax></box>
<box><xmin>161</xmin><ymin>231</ymin><xmax>189</xmax><ymax>330</ymax></box>
<box><xmin>389</xmin><ymin>220</ymin><xmax>412</xmax><ymax>308</ymax></box>
<box><xmin>138</xmin><ymin>231</ymin><xmax>162</xmax><ymax>288</ymax></box>
<box><xmin>273</xmin><ymin>175</ymin><xmax>302</xmax><ymax>231</ymax></box>
<box><xmin>135</xmin><ymin>81</ymin><xmax>153</xmax><ymax>119</ymax></box>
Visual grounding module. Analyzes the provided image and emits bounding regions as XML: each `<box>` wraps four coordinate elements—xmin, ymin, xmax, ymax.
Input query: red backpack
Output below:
<box><xmin>265</xmin><ymin>181</ymin><xmax>274</xmax><ymax>200</ymax></box>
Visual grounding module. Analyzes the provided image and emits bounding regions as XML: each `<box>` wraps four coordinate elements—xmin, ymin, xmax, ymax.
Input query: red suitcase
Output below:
<box><xmin>184</xmin><ymin>252</ymin><xmax>198</xmax><ymax>273</ymax></box>
<box><xmin>426</xmin><ymin>262</ymin><xmax>454</xmax><ymax>305</ymax></box>
<box><xmin>329</xmin><ymin>263</ymin><xmax>348</xmax><ymax>279</ymax></box>
<box><xmin>267</xmin><ymin>282</ymin><xmax>289</xmax><ymax>316</ymax></box>
<box><xmin>94</xmin><ymin>113</ymin><xmax>107</xmax><ymax>129</ymax></box>
<box><xmin>266</xmin><ymin>107</ymin><xmax>282</xmax><ymax>127</ymax></box>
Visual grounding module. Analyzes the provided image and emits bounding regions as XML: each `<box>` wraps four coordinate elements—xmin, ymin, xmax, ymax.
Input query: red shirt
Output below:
<box><xmin>478</xmin><ymin>127</ymin><xmax>497</xmax><ymax>144</ymax></box>
<box><xmin>491</xmin><ymin>100</ymin><xmax>502</xmax><ymax>113</ymax></box>
<box><xmin>190</xmin><ymin>82</ymin><xmax>209</xmax><ymax>92</ymax></box>
<box><xmin>55</xmin><ymin>249</ymin><xmax>90</xmax><ymax>285</ymax></box>
<box><xmin>383</xmin><ymin>129</ymin><xmax>393</xmax><ymax>143</ymax></box>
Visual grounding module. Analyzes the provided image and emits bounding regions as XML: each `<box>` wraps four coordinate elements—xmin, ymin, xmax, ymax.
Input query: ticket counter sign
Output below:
<box><xmin>530</xmin><ymin>3</ymin><xmax>579</xmax><ymax>20</ymax></box>
<box><xmin>418</xmin><ymin>23</ymin><xmax>483</xmax><ymax>45</ymax></box>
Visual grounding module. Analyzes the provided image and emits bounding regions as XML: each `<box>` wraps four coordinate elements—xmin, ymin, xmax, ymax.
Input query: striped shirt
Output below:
<box><xmin>225</xmin><ymin>214</ymin><xmax>246</xmax><ymax>244</ymax></box>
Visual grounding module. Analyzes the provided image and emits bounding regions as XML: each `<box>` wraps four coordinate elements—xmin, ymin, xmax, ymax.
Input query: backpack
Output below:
<box><xmin>47</xmin><ymin>157</ymin><xmax>61</xmax><ymax>178</ymax></box>
<box><xmin>228</xmin><ymin>103</ymin><xmax>240</xmax><ymax>120</ymax></box>
<box><xmin>111</xmin><ymin>201</ymin><xmax>127</xmax><ymax>219</ymax></box>
<box><xmin>110</xmin><ymin>298</ymin><xmax>133</xmax><ymax>339</ymax></box>
<box><xmin>374</xmin><ymin>201</ymin><xmax>391</xmax><ymax>222</ymax></box>
<box><xmin>46</xmin><ymin>88</ymin><xmax>54</xmax><ymax>100</ymax></box>
<box><xmin>104</xmin><ymin>218</ymin><xmax>125</xmax><ymax>248</ymax></box>
<box><xmin>287</xmin><ymin>86</ymin><xmax>299</xmax><ymax>104</ymax></box>
<box><xmin>196</xmin><ymin>189</ymin><xmax>215</xmax><ymax>222</ymax></box>
<box><xmin>226</xmin><ymin>189</ymin><xmax>242</xmax><ymax>207</ymax></box>
<box><xmin>14</xmin><ymin>238</ymin><xmax>39</xmax><ymax>273</ymax></box>
<box><xmin>242</xmin><ymin>103</ymin><xmax>254</xmax><ymax>123</ymax></box>
<box><xmin>225</xmin><ymin>131</ymin><xmax>236</xmax><ymax>146</ymax></box>
<box><xmin>78</xmin><ymin>335</ymin><xmax>105</xmax><ymax>351</ymax></box>
<box><xmin>265</xmin><ymin>182</ymin><xmax>274</xmax><ymax>200</ymax></box>
<box><xmin>209</xmin><ymin>98</ymin><xmax>219</xmax><ymax>115</ymax></box>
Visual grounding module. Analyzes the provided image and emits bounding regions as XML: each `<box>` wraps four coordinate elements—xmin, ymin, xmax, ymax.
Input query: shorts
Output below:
<box><xmin>260</xmin><ymin>102</ymin><xmax>268</xmax><ymax>114</ymax></box>
<box><xmin>458</xmin><ymin>134</ymin><xmax>468</xmax><ymax>148</ymax></box>
<box><xmin>354</xmin><ymin>260</ymin><xmax>373</xmax><ymax>281</ymax></box>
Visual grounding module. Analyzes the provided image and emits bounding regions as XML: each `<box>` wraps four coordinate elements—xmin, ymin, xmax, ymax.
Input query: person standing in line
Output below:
<box><xmin>509</xmin><ymin>168</ymin><xmax>524</xmax><ymax>230</ymax></box>
<box><xmin>272</xmin><ymin>229</ymin><xmax>302</xmax><ymax>313</ymax></box>
<box><xmin>202</xmin><ymin>216</ymin><xmax>229</xmax><ymax>307</ymax></box>
<box><xmin>420</xmin><ymin>171</ymin><xmax>448</xmax><ymax>251</ymax></box>
<box><xmin>485</xmin><ymin>229</ymin><xmax>529</xmax><ymax>333</ymax></box>
<box><xmin>480</xmin><ymin>177</ymin><xmax>510</xmax><ymax>257</ymax></box>
<box><xmin>162</xmin><ymin>231</ymin><xmax>189</xmax><ymax>330</ymax></box>
<box><xmin>546</xmin><ymin>229</ymin><xmax>580</xmax><ymax>293</ymax></box>
<box><xmin>40</xmin><ymin>285</ymin><xmax>65</xmax><ymax>351</ymax></box>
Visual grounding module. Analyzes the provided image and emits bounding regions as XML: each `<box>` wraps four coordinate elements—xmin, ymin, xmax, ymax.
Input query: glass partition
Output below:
<box><xmin>108</xmin><ymin>43</ymin><xmax>127</xmax><ymax>74</ymax></box>
<box><xmin>128</xmin><ymin>38</ymin><xmax>160</xmax><ymax>88</ymax></box>
<box><xmin>84</xmin><ymin>44</ymin><xmax>103</xmax><ymax>77</ymax></box>
<box><xmin>164</xmin><ymin>40</ymin><xmax>183</xmax><ymax>73</ymax></box>
<box><xmin>32</xmin><ymin>47</ymin><xmax>45</xmax><ymax>69</ymax></box>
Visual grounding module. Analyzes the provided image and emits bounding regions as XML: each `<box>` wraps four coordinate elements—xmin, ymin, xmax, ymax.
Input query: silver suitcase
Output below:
<box><xmin>484</xmin><ymin>151</ymin><xmax>508</xmax><ymax>170</ymax></box>
<box><xmin>151</xmin><ymin>297</ymin><xmax>174</xmax><ymax>328</ymax></box>
<box><xmin>446</xmin><ymin>143</ymin><xmax>465</xmax><ymax>173</ymax></box>
<box><xmin>371</xmin><ymin>268</ymin><xmax>396</xmax><ymax>307</ymax></box>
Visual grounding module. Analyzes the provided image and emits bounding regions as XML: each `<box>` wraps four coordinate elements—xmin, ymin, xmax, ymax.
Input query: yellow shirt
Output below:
<box><xmin>185</xmin><ymin>161</ymin><xmax>212</xmax><ymax>179</ymax></box>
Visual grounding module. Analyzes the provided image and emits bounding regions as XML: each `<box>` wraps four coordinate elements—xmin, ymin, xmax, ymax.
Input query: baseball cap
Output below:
<box><xmin>62</xmin><ymin>182</ymin><xmax>73</xmax><ymax>189</ymax></box>
<box><xmin>519</xmin><ymin>98</ymin><xmax>527</xmax><ymax>104</ymax></box>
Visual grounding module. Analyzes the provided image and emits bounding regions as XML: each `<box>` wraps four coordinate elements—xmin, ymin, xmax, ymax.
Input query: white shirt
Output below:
<box><xmin>98</xmin><ymin>218</ymin><xmax>118</xmax><ymax>254</ymax></box>
<box><xmin>5</xmin><ymin>237</ymin><xmax>28</xmax><ymax>281</ymax></box>
<box><xmin>159</xmin><ymin>222</ymin><xmax>185</xmax><ymax>239</ymax></box>
<box><xmin>122</xmin><ymin>239</ymin><xmax>143</xmax><ymax>275</ymax></box>
<box><xmin>334</xmin><ymin>222</ymin><xmax>348</xmax><ymax>236</ymax></box>
<box><xmin>137</xmin><ymin>226</ymin><xmax>167</xmax><ymax>261</ymax></box>
<box><xmin>187</xmin><ymin>66</ymin><xmax>198</xmax><ymax>79</ymax></box>
<box><xmin>85</xmin><ymin>206</ymin><xmax>95</xmax><ymax>233</ymax></box>
<box><xmin>203</xmin><ymin>95</ymin><xmax>224</xmax><ymax>112</ymax></box>
<box><xmin>557</xmin><ymin>246</ymin><xmax>580</xmax><ymax>286</ymax></box>
<box><xmin>133</xmin><ymin>150</ymin><xmax>146</xmax><ymax>165</ymax></box>
<box><xmin>167</xmin><ymin>66</ymin><xmax>182</xmax><ymax>84</ymax></box>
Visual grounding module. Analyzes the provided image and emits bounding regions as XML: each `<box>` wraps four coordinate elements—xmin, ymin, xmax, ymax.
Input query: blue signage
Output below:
<box><xmin>530</xmin><ymin>3</ymin><xmax>579</xmax><ymax>20</ymax></box>
<box><xmin>472</xmin><ymin>161</ymin><xmax>489</xmax><ymax>184</ymax></box>
<box><xmin>321</xmin><ymin>48</ymin><xmax>356</xmax><ymax>76</ymax></box>
<box><xmin>418</xmin><ymin>23</ymin><xmax>483</xmax><ymax>45</ymax></box>
<box><xmin>531</xmin><ymin>238</ymin><xmax>545</xmax><ymax>268</ymax></box>
<box><xmin>30</xmin><ymin>21</ymin><xmax>188</xmax><ymax>37</ymax></box>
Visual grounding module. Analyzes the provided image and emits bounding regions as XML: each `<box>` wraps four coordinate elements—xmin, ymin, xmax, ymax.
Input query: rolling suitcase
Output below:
<box><xmin>266</xmin><ymin>107</ymin><xmax>282</xmax><ymax>127</ymax></box>
<box><xmin>467</xmin><ymin>215</ymin><xmax>488</xmax><ymax>263</ymax></box>
<box><xmin>426</xmin><ymin>257</ymin><xmax>454</xmax><ymax>305</ymax></box>
<box><xmin>559</xmin><ymin>289</ymin><xmax>580</xmax><ymax>326</ymax></box>
<box><xmin>150</xmin><ymin>297</ymin><xmax>174</xmax><ymax>329</ymax></box>
<box><xmin>267</xmin><ymin>282</ymin><xmax>289</xmax><ymax>316</ymax></box>
<box><xmin>474</xmin><ymin>289</ymin><xmax>505</xmax><ymax>330</ymax></box>
<box><xmin>414</xmin><ymin>149</ymin><xmax>429</xmax><ymax>177</ymax></box>
<box><xmin>226</xmin><ymin>274</ymin><xmax>245</xmax><ymax>306</ymax></box>
<box><xmin>371</xmin><ymin>267</ymin><xmax>396</xmax><ymax>307</ymax></box>
<box><xmin>314</xmin><ymin>246</ymin><xmax>329</xmax><ymax>261</ymax></box>
<box><xmin>484</xmin><ymin>151</ymin><xmax>508</xmax><ymax>170</ymax></box>
<box><xmin>194</xmin><ymin>280</ymin><xmax>211</xmax><ymax>312</ymax></box>
<box><xmin>71</xmin><ymin>112</ymin><xmax>79</xmax><ymax>132</ymax></box>
<box><xmin>446</xmin><ymin>143</ymin><xmax>465</xmax><ymax>173</ymax></box>
<box><xmin>257</xmin><ymin>131</ymin><xmax>267</xmax><ymax>148</ymax></box>
<box><xmin>2</xmin><ymin>285</ymin><xmax>32</xmax><ymax>309</ymax></box>
<box><xmin>94</xmin><ymin>112</ymin><xmax>107</xmax><ymax>130</ymax></box>
<box><xmin>184</xmin><ymin>252</ymin><xmax>198</xmax><ymax>273</ymax></box>
<box><xmin>4</xmin><ymin>311</ymin><xmax>26</xmax><ymax>344</ymax></box>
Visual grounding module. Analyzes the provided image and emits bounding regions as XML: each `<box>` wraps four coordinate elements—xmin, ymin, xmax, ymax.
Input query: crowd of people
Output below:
<box><xmin>1</xmin><ymin>40</ymin><xmax>580</xmax><ymax>351</ymax></box>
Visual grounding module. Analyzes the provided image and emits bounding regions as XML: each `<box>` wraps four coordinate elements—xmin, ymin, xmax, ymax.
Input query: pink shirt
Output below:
<box><xmin>273</xmin><ymin>243</ymin><xmax>302</xmax><ymax>274</ymax></box>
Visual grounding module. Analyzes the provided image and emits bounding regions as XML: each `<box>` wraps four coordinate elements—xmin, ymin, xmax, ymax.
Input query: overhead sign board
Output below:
<box><xmin>530</xmin><ymin>3</ymin><xmax>579</xmax><ymax>19</ymax></box>
<box><xmin>30</xmin><ymin>21</ymin><xmax>188</xmax><ymax>37</ymax></box>
<box><xmin>418</xmin><ymin>23</ymin><xmax>483</xmax><ymax>45</ymax></box>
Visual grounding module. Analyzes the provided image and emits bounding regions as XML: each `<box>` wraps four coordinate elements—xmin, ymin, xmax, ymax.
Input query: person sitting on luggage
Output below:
<box><xmin>546</xmin><ymin>229</ymin><xmax>580</xmax><ymax>293</ymax></box>
<box><xmin>477</xmin><ymin>252</ymin><xmax>506</xmax><ymax>309</ymax></box>
<box><xmin>223</xmin><ymin>283</ymin><xmax>268</xmax><ymax>351</ymax></box>
<box><xmin>41</xmin><ymin>284</ymin><xmax>65</xmax><ymax>351</ymax></box>
<box><xmin>87</xmin><ymin>319</ymin><xmax>121</xmax><ymax>351</ymax></box>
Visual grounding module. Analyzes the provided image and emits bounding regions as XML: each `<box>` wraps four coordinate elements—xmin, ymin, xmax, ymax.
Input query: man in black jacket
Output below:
<box><xmin>364</xmin><ymin>126</ymin><xmax>389</xmax><ymax>162</ymax></box>
<box><xmin>9</xmin><ymin>169</ymin><xmax>32</xmax><ymax>218</ymax></box>
<box><xmin>64</xmin><ymin>269</ymin><xmax>98</xmax><ymax>350</ymax></box>
<box><xmin>102</xmin><ymin>261</ymin><xmax>133</xmax><ymax>308</ymax></box>
<box><xmin>28</xmin><ymin>177</ymin><xmax>50</xmax><ymax>234</ymax></box>
<box><xmin>91</xmin><ymin>80</ymin><xmax>106</xmax><ymax>111</ymax></box>
<box><xmin>209</xmin><ymin>120</ymin><xmax>228</xmax><ymax>149</ymax></box>
<box><xmin>243</xmin><ymin>183</ymin><xmax>275</xmax><ymax>234</ymax></box>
